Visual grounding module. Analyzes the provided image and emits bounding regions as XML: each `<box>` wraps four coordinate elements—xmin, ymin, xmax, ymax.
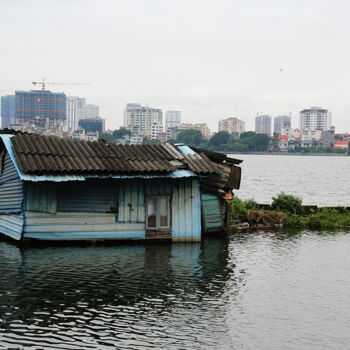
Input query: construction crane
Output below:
<box><xmin>31</xmin><ymin>79</ymin><xmax>90</xmax><ymax>91</ymax></box>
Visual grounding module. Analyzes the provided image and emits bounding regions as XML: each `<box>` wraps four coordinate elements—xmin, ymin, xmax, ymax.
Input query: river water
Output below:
<box><xmin>1</xmin><ymin>155</ymin><xmax>350</xmax><ymax>349</ymax></box>
<box><xmin>232</xmin><ymin>154</ymin><xmax>350</xmax><ymax>206</ymax></box>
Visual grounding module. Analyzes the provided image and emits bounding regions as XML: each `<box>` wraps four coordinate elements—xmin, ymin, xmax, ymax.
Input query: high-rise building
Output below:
<box><xmin>300</xmin><ymin>107</ymin><xmax>331</xmax><ymax>131</ymax></box>
<box><xmin>1</xmin><ymin>95</ymin><xmax>16</xmax><ymax>128</ymax></box>
<box><xmin>274</xmin><ymin>115</ymin><xmax>291</xmax><ymax>134</ymax></box>
<box><xmin>255</xmin><ymin>115</ymin><xmax>272</xmax><ymax>135</ymax></box>
<box><xmin>218</xmin><ymin>117</ymin><xmax>245</xmax><ymax>136</ymax></box>
<box><xmin>165</xmin><ymin>111</ymin><xmax>181</xmax><ymax>130</ymax></box>
<box><xmin>66</xmin><ymin>96</ymin><xmax>86</xmax><ymax>131</ymax></box>
<box><xmin>178</xmin><ymin>123</ymin><xmax>211</xmax><ymax>139</ymax></box>
<box><xmin>151</xmin><ymin>122</ymin><xmax>164</xmax><ymax>140</ymax></box>
<box><xmin>78</xmin><ymin>104</ymin><xmax>99</xmax><ymax>120</ymax></box>
<box><xmin>66</xmin><ymin>97</ymin><xmax>100</xmax><ymax>132</ymax></box>
<box><xmin>78</xmin><ymin>118</ymin><xmax>105</xmax><ymax>133</ymax></box>
<box><xmin>124</xmin><ymin>103</ymin><xmax>162</xmax><ymax>137</ymax></box>
<box><xmin>15</xmin><ymin>90</ymin><xmax>66</xmax><ymax>129</ymax></box>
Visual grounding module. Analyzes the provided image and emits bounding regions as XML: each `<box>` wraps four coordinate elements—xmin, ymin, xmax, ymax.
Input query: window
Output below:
<box><xmin>146</xmin><ymin>196</ymin><xmax>170</xmax><ymax>230</ymax></box>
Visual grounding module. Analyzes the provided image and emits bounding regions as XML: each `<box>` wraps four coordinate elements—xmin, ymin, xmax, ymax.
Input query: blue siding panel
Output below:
<box><xmin>201</xmin><ymin>193</ymin><xmax>224</xmax><ymax>233</ymax></box>
<box><xmin>118</xmin><ymin>178</ymin><xmax>202</xmax><ymax>242</ymax></box>
<box><xmin>21</xmin><ymin>178</ymin><xmax>202</xmax><ymax>242</ymax></box>
<box><xmin>57</xmin><ymin>181</ymin><xmax>117</xmax><ymax>213</ymax></box>
<box><xmin>24</xmin><ymin>212</ymin><xmax>145</xmax><ymax>240</ymax></box>
<box><xmin>0</xmin><ymin>151</ymin><xmax>24</xmax><ymax>240</ymax></box>
<box><xmin>0</xmin><ymin>214</ymin><xmax>23</xmax><ymax>240</ymax></box>
<box><xmin>26</xmin><ymin>182</ymin><xmax>57</xmax><ymax>214</ymax></box>
<box><xmin>0</xmin><ymin>152</ymin><xmax>23</xmax><ymax>214</ymax></box>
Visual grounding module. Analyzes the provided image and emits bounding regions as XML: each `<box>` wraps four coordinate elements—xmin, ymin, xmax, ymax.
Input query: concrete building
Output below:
<box><xmin>124</xmin><ymin>103</ymin><xmax>162</xmax><ymax>137</ymax></box>
<box><xmin>321</xmin><ymin>127</ymin><xmax>335</xmax><ymax>149</ymax></box>
<box><xmin>151</xmin><ymin>122</ymin><xmax>164</xmax><ymax>140</ymax></box>
<box><xmin>300</xmin><ymin>107</ymin><xmax>331</xmax><ymax>131</ymax></box>
<box><xmin>166</xmin><ymin>127</ymin><xmax>179</xmax><ymax>141</ymax></box>
<box><xmin>300</xmin><ymin>129</ymin><xmax>323</xmax><ymax>148</ymax></box>
<box><xmin>178</xmin><ymin>123</ymin><xmax>211</xmax><ymax>139</ymax></box>
<box><xmin>66</xmin><ymin>96</ymin><xmax>86</xmax><ymax>131</ymax></box>
<box><xmin>165</xmin><ymin>111</ymin><xmax>181</xmax><ymax>130</ymax></box>
<box><xmin>78</xmin><ymin>104</ymin><xmax>99</xmax><ymax>120</ymax></box>
<box><xmin>218</xmin><ymin>117</ymin><xmax>245</xmax><ymax>136</ymax></box>
<box><xmin>78</xmin><ymin>118</ymin><xmax>105</xmax><ymax>133</ymax></box>
<box><xmin>71</xmin><ymin>129</ymin><xmax>99</xmax><ymax>142</ymax></box>
<box><xmin>1</xmin><ymin>95</ymin><xmax>16</xmax><ymax>128</ymax></box>
<box><xmin>66</xmin><ymin>97</ymin><xmax>100</xmax><ymax>132</ymax></box>
<box><xmin>333</xmin><ymin>140</ymin><xmax>348</xmax><ymax>151</ymax></box>
<box><xmin>15</xmin><ymin>90</ymin><xmax>66</xmax><ymax>130</ymax></box>
<box><xmin>274</xmin><ymin>115</ymin><xmax>291</xmax><ymax>134</ymax></box>
<box><xmin>255</xmin><ymin>115</ymin><xmax>272</xmax><ymax>135</ymax></box>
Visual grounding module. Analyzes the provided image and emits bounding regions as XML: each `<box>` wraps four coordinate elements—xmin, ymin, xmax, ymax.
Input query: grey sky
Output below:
<box><xmin>1</xmin><ymin>0</ymin><xmax>350</xmax><ymax>132</ymax></box>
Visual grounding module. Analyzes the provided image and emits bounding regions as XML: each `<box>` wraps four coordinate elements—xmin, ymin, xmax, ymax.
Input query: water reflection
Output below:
<box><xmin>3</xmin><ymin>231</ymin><xmax>350</xmax><ymax>350</ymax></box>
<box><xmin>0</xmin><ymin>237</ymin><xmax>237</xmax><ymax>349</ymax></box>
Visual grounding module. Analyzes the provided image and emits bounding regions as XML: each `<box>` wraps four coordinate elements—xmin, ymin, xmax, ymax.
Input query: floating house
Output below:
<box><xmin>0</xmin><ymin>131</ymin><xmax>242</xmax><ymax>242</ymax></box>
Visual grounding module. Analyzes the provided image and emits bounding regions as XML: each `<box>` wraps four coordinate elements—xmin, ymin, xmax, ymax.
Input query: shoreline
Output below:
<box><xmin>224</xmin><ymin>151</ymin><xmax>349</xmax><ymax>156</ymax></box>
<box><xmin>229</xmin><ymin>201</ymin><xmax>350</xmax><ymax>231</ymax></box>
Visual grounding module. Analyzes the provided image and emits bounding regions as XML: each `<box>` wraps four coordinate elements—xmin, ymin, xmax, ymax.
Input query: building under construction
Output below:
<box><xmin>14</xmin><ymin>90</ymin><xmax>66</xmax><ymax>130</ymax></box>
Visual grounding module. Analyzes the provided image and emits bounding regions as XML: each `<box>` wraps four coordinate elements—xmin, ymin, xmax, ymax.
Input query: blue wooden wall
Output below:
<box><xmin>0</xmin><ymin>152</ymin><xmax>23</xmax><ymax>213</ymax></box>
<box><xmin>22</xmin><ymin>177</ymin><xmax>202</xmax><ymax>242</ymax></box>
<box><xmin>118</xmin><ymin>178</ymin><xmax>202</xmax><ymax>242</ymax></box>
<box><xmin>0</xmin><ymin>151</ymin><xmax>24</xmax><ymax>240</ymax></box>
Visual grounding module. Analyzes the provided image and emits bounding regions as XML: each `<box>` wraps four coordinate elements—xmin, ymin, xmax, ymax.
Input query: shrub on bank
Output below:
<box><xmin>281</xmin><ymin>208</ymin><xmax>350</xmax><ymax>229</ymax></box>
<box><xmin>229</xmin><ymin>195</ymin><xmax>350</xmax><ymax>230</ymax></box>
<box><xmin>230</xmin><ymin>197</ymin><xmax>259</xmax><ymax>221</ymax></box>
<box><xmin>271</xmin><ymin>192</ymin><xmax>303</xmax><ymax>215</ymax></box>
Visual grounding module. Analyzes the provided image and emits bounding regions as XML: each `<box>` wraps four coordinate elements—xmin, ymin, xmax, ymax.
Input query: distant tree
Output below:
<box><xmin>99</xmin><ymin>127</ymin><xmax>131</xmax><ymax>143</ymax></box>
<box><xmin>143</xmin><ymin>139</ymin><xmax>161</xmax><ymax>144</ymax></box>
<box><xmin>176</xmin><ymin>129</ymin><xmax>203</xmax><ymax>146</ymax></box>
<box><xmin>113</xmin><ymin>127</ymin><xmax>131</xmax><ymax>139</ymax></box>
<box><xmin>98</xmin><ymin>132</ymin><xmax>116</xmax><ymax>143</ymax></box>
<box><xmin>253</xmin><ymin>133</ymin><xmax>270</xmax><ymax>151</ymax></box>
<box><xmin>238</xmin><ymin>132</ymin><xmax>270</xmax><ymax>151</ymax></box>
<box><xmin>240</xmin><ymin>131</ymin><xmax>256</xmax><ymax>139</ymax></box>
<box><xmin>209</xmin><ymin>131</ymin><xmax>231</xmax><ymax>147</ymax></box>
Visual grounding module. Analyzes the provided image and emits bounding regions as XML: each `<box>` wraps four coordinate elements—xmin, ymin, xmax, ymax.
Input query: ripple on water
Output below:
<box><xmin>1</xmin><ymin>232</ymin><xmax>350</xmax><ymax>349</ymax></box>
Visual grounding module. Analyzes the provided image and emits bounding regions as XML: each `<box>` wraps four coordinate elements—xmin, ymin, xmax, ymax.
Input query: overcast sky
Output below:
<box><xmin>1</xmin><ymin>0</ymin><xmax>350</xmax><ymax>132</ymax></box>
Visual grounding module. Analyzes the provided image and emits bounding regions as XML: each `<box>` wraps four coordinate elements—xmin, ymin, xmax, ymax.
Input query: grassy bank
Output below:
<box><xmin>229</xmin><ymin>194</ymin><xmax>350</xmax><ymax>230</ymax></box>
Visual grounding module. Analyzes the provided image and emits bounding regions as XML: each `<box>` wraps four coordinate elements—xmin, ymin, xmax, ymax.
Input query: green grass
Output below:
<box><xmin>230</xmin><ymin>195</ymin><xmax>350</xmax><ymax>229</ymax></box>
<box><xmin>285</xmin><ymin>208</ymin><xmax>350</xmax><ymax>229</ymax></box>
<box><xmin>230</xmin><ymin>197</ymin><xmax>259</xmax><ymax>222</ymax></box>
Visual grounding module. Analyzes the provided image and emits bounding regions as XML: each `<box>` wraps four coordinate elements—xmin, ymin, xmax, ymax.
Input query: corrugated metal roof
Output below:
<box><xmin>0</xmin><ymin>134</ymin><xmax>204</xmax><ymax>181</ymax></box>
<box><xmin>14</xmin><ymin>169</ymin><xmax>198</xmax><ymax>182</ymax></box>
<box><xmin>0</xmin><ymin>133</ymin><xmax>219</xmax><ymax>177</ymax></box>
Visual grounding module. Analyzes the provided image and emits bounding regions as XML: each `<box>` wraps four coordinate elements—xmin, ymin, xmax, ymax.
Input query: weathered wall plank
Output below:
<box><xmin>0</xmin><ymin>152</ymin><xmax>23</xmax><ymax>214</ymax></box>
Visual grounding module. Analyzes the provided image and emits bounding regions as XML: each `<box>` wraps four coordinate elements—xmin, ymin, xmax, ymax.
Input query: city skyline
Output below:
<box><xmin>1</xmin><ymin>0</ymin><xmax>350</xmax><ymax>133</ymax></box>
<box><xmin>1</xmin><ymin>90</ymin><xmax>347</xmax><ymax>134</ymax></box>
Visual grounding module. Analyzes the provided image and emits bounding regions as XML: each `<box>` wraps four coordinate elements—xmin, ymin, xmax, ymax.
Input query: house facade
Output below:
<box><xmin>0</xmin><ymin>132</ymin><xmax>242</xmax><ymax>242</ymax></box>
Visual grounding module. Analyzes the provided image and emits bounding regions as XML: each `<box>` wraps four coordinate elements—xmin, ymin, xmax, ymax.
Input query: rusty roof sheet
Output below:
<box><xmin>5</xmin><ymin>133</ymin><xmax>219</xmax><ymax>176</ymax></box>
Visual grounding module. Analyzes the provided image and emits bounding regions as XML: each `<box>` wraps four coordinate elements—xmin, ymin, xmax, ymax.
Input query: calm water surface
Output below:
<box><xmin>1</xmin><ymin>231</ymin><xmax>350</xmax><ymax>350</ymax></box>
<box><xmin>231</xmin><ymin>154</ymin><xmax>350</xmax><ymax>205</ymax></box>
<box><xmin>1</xmin><ymin>155</ymin><xmax>350</xmax><ymax>349</ymax></box>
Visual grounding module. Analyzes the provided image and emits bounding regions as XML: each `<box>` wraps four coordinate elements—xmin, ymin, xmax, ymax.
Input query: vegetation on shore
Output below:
<box><xmin>229</xmin><ymin>193</ymin><xmax>350</xmax><ymax>230</ymax></box>
<box><xmin>99</xmin><ymin>128</ymin><xmax>349</xmax><ymax>154</ymax></box>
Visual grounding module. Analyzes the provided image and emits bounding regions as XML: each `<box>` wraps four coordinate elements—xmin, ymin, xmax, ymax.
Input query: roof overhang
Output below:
<box><xmin>0</xmin><ymin>134</ymin><xmax>198</xmax><ymax>182</ymax></box>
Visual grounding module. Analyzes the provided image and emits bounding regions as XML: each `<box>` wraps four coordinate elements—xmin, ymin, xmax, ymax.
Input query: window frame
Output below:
<box><xmin>146</xmin><ymin>195</ymin><xmax>171</xmax><ymax>230</ymax></box>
